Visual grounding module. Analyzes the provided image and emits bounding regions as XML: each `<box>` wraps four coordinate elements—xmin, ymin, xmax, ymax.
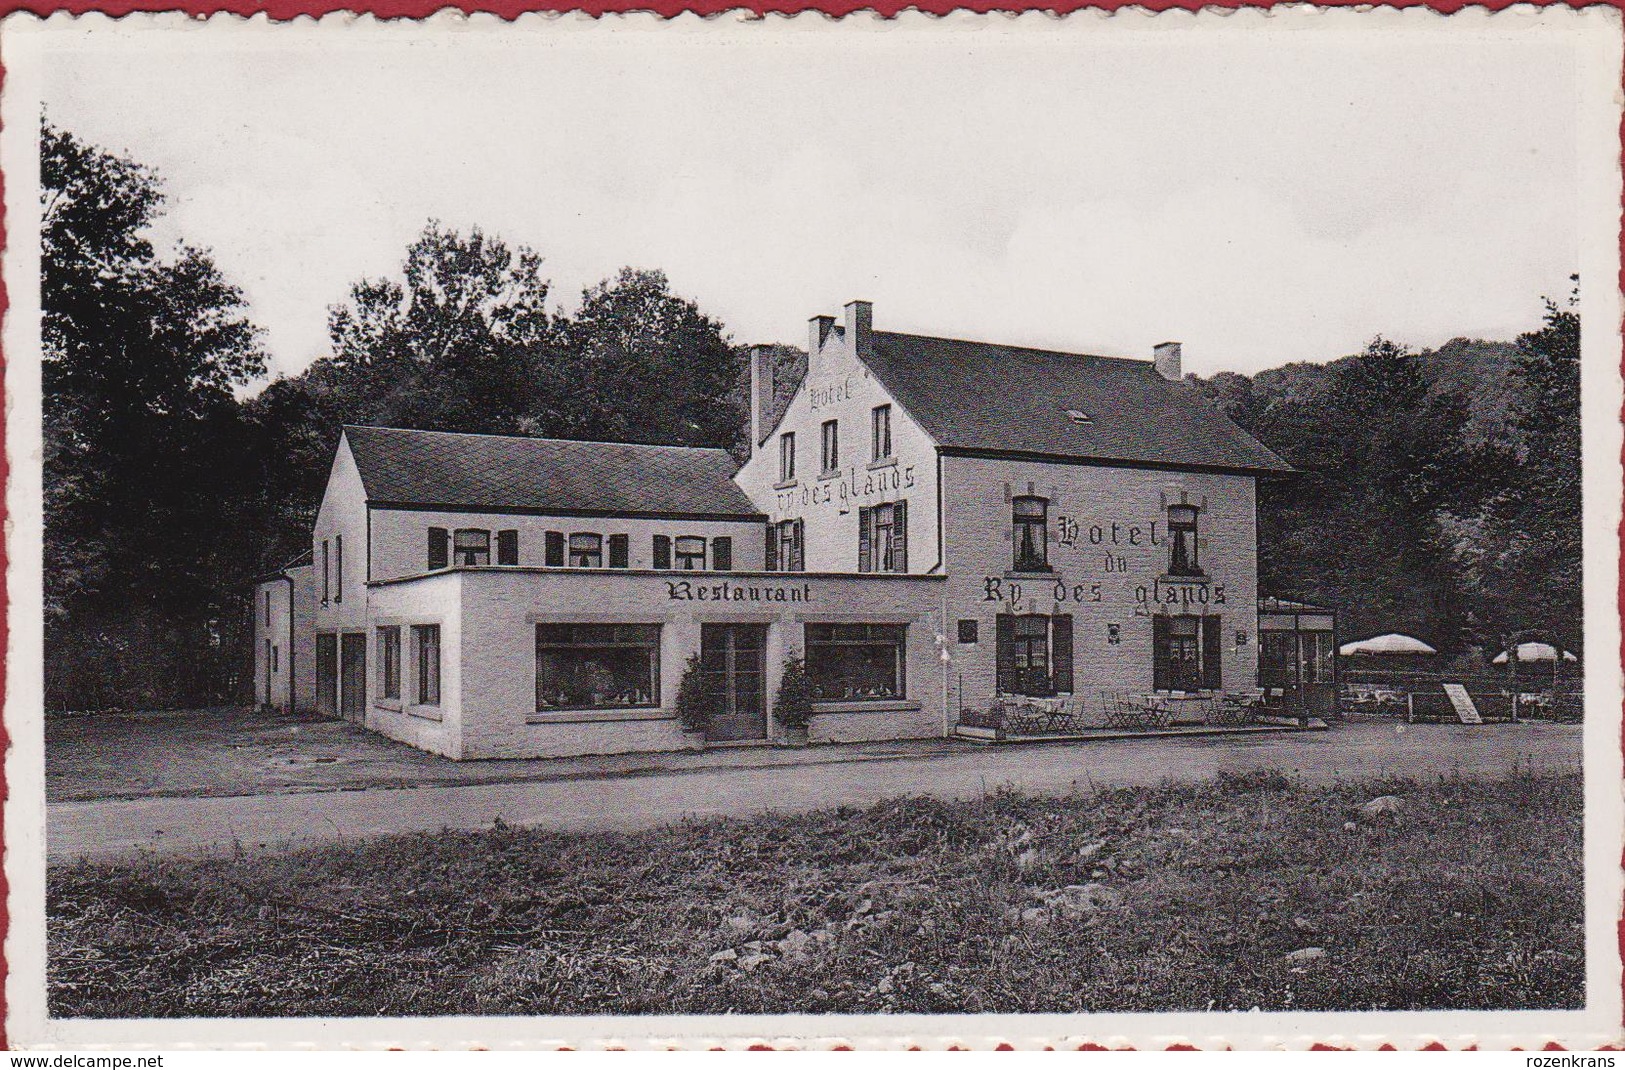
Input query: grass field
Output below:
<box><xmin>49</xmin><ymin>770</ymin><xmax>1582</xmax><ymax>1017</ymax></box>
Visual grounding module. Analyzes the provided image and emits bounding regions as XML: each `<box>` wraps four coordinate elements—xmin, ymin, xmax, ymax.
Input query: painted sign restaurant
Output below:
<box><xmin>254</xmin><ymin>301</ymin><xmax>1296</xmax><ymax>759</ymax></box>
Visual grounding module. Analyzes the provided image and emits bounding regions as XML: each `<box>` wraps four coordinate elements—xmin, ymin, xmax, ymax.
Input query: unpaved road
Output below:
<box><xmin>48</xmin><ymin>721</ymin><xmax>1581</xmax><ymax>861</ymax></box>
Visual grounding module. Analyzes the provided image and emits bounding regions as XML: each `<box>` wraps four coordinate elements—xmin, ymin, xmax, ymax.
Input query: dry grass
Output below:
<box><xmin>49</xmin><ymin>770</ymin><xmax>1582</xmax><ymax>1017</ymax></box>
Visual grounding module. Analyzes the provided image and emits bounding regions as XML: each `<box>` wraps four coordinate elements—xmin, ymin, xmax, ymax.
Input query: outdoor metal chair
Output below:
<box><xmin>1211</xmin><ymin>690</ymin><xmax>1257</xmax><ymax>727</ymax></box>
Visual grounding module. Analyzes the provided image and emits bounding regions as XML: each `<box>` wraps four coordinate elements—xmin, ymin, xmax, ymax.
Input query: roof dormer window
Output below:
<box><xmin>1066</xmin><ymin>409</ymin><xmax>1093</xmax><ymax>425</ymax></box>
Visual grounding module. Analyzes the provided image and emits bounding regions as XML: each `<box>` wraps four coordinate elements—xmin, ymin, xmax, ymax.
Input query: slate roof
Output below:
<box><xmin>342</xmin><ymin>426</ymin><xmax>763</xmax><ymax>518</ymax></box>
<box><xmin>863</xmin><ymin>332</ymin><xmax>1292</xmax><ymax>474</ymax></box>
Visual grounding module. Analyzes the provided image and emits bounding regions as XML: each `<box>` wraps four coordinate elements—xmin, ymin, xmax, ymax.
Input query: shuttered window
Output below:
<box><xmin>712</xmin><ymin>536</ymin><xmax>733</xmax><ymax>572</ymax></box>
<box><xmin>858</xmin><ymin>502</ymin><xmax>908</xmax><ymax>573</ymax></box>
<box><xmin>1153</xmin><ymin>613</ymin><xmax>1219</xmax><ymax>691</ymax></box>
<box><xmin>608</xmin><ymin>533</ymin><xmax>630</xmax><ymax>569</ymax></box>
<box><xmin>427</xmin><ymin>528</ymin><xmax>449</xmax><ymax>571</ymax></box>
<box><xmin>995</xmin><ymin>613</ymin><xmax>1072</xmax><ymax>696</ymax></box>
<box><xmin>334</xmin><ymin>536</ymin><xmax>343</xmax><ymax>602</ymax></box>
<box><xmin>652</xmin><ymin>534</ymin><xmax>672</xmax><ymax>570</ymax></box>
<box><xmin>544</xmin><ymin>531</ymin><xmax>565</xmax><ymax>568</ymax></box>
<box><xmin>497</xmin><ymin>529</ymin><xmax>519</xmax><ymax>566</ymax></box>
<box><xmin>773</xmin><ymin>519</ymin><xmax>804</xmax><ymax>572</ymax></box>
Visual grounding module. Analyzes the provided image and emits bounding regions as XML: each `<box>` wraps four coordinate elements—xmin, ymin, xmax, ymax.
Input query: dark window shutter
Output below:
<box><xmin>857</xmin><ymin>507</ymin><xmax>873</xmax><ymax>573</ymax></box>
<box><xmin>1152</xmin><ymin>614</ymin><xmax>1171</xmax><ymax>691</ymax></box>
<box><xmin>608</xmin><ymin>533</ymin><xmax>630</xmax><ymax>569</ymax></box>
<box><xmin>427</xmin><ymin>528</ymin><xmax>449</xmax><ymax>571</ymax></box>
<box><xmin>1202</xmin><ymin>614</ymin><xmax>1223</xmax><ymax>689</ymax></box>
<box><xmin>712</xmin><ymin>536</ymin><xmax>733</xmax><ymax>572</ymax></box>
<box><xmin>544</xmin><ymin>531</ymin><xmax>565</xmax><ymax>567</ymax></box>
<box><xmin>995</xmin><ymin>614</ymin><xmax>1017</xmax><ymax>695</ymax></box>
<box><xmin>765</xmin><ymin>524</ymin><xmax>779</xmax><ymax>572</ymax></box>
<box><xmin>892</xmin><ymin>500</ymin><xmax>908</xmax><ymax>573</ymax></box>
<box><xmin>496</xmin><ymin>529</ymin><xmax>519</xmax><ymax>566</ymax></box>
<box><xmin>1051</xmin><ymin>614</ymin><xmax>1074</xmax><ymax>694</ymax></box>
<box><xmin>792</xmin><ymin>519</ymin><xmax>805</xmax><ymax>571</ymax></box>
<box><xmin>652</xmin><ymin>534</ymin><xmax>672</xmax><ymax>570</ymax></box>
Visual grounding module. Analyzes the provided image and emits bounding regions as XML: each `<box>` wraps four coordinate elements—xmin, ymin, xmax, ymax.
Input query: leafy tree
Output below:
<box><xmin>555</xmin><ymin>267</ymin><xmax>744</xmax><ymax>450</ymax></box>
<box><xmin>42</xmin><ymin>122</ymin><xmax>266</xmax><ymax>708</ymax></box>
<box><xmin>1456</xmin><ymin>279</ymin><xmax>1582</xmax><ymax>650</ymax></box>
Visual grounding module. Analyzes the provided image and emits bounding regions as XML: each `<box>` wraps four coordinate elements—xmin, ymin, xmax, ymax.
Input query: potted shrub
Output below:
<box><xmin>774</xmin><ymin>655</ymin><xmax>815</xmax><ymax>747</ymax></box>
<box><xmin>674</xmin><ymin>651</ymin><xmax>709</xmax><ymax>749</ymax></box>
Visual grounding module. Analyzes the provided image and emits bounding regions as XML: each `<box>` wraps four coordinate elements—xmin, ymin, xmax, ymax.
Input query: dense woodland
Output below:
<box><xmin>42</xmin><ymin>124</ymin><xmax>1583</xmax><ymax>710</ymax></box>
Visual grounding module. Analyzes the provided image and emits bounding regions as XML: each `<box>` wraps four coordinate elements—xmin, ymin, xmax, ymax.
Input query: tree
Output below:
<box><xmin>1459</xmin><ymin>279</ymin><xmax>1582</xmax><ymax>650</ymax></box>
<box><xmin>42</xmin><ymin>122</ymin><xmax>266</xmax><ymax>708</ymax></box>
<box><xmin>556</xmin><ymin>267</ymin><xmax>744</xmax><ymax>450</ymax></box>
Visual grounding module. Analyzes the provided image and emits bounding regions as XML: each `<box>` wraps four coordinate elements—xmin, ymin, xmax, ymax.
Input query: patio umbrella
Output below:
<box><xmin>1491</xmin><ymin>642</ymin><xmax>1578</xmax><ymax>665</ymax></box>
<box><xmin>1338</xmin><ymin>633</ymin><xmax>1438</xmax><ymax>657</ymax></box>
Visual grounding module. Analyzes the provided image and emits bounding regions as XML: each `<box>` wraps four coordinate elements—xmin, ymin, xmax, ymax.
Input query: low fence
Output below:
<box><xmin>1340</xmin><ymin>669</ymin><xmax>1582</xmax><ymax>723</ymax></box>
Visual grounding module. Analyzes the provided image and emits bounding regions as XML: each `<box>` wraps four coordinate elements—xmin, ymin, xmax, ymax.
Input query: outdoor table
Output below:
<box><xmin>1141</xmin><ymin>693</ymin><xmax>1218</xmax><ymax>726</ymax></box>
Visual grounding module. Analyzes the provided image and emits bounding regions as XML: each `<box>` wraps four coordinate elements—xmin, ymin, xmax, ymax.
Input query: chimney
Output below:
<box><xmin>808</xmin><ymin>315</ymin><xmax>836</xmax><ymax>358</ymax></box>
<box><xmin>1153</xmin><ymin>341</ymin><xmax>1183</xmax><ymax>381</ymax></box>
<box><xmin>750</xmin><ymin>345</ymin><xmax>773</xmax><ymax>450</ymax></box>
<box><xmin>845</xmin><ymin>300</ymin><xmax>873</xmax><ymax>362</ymax></box>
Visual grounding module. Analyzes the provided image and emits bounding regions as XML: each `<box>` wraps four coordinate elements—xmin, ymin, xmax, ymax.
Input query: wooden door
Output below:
<box><xmin>701</xmin><ymin>624</ymin><xmax>767</xmax><ymax>742</ymax></box>
<box><xmin>316</xmin><ymin>633</ymin><xmax>338</xmax><ymax>718</ymax></box>
<box><xmin>340</xmin><ymin>632</ymin><xmax>367</xmax><ymax>724</ymax></box>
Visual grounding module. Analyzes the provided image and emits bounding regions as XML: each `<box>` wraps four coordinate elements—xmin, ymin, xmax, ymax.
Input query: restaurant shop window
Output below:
<box><xmin>1012</xmin><ymin>496</ymin><xmax>1049</xmax><ymax>572</ymax></box>
<box><xmin>376</xmin><ymin>625</ymin><xmax>401</xmax><ymax>701</ymax></box>
<box><xmin>453</xmin><ymin>528</ymin><xmax>491</xmax><ymax>566</ymax></box>
<box><xmin>805</xmin><ymin>624</ymin><xmax>906</xmax><ymax>701</ymax></box>
<box><xmin>1152</xmin><ymin>613</ymin><xmax>1222</xmax><ymax>691</ymax></box>
<box><xmin>995</xmin><ymin>613</ymin><xmax>1073</xmax><ymax>696</ymax></box>
<box><xmin>412</xmin><ymin>624</ymin><xmax>441</xmax><ymax>706</ymax></box>
<box><xmin>871</xmin><ymin>404</ymin><xmax>892</xmax><ymax>461</ymax></box>
<box><xmin>779</xmin><ymin>431</ymin><xmax>796</xmax><ymax>483</ymax></box>
<box><xmin>858</xmin><ymin>501</ymin><xmax>907</xmax><ymax>573</ymax></box>
<box><xmin>820</xmin><ymin>419</ymin><xmax>840</xmax><ymax>475</ymax></box>
<box><xmin>535</xmin><ymin>624</ymin><xmax>660</xmax><ymax>711</ymax></box>
<box><xmin>568</xmin><ymin>533</ymin><xmax>603</xmax><ymax>568</ymax></box>
<box><xmin>1167</xmin><ymin>504</ymin><xmax>1202</xmax><ymax>577</ymax></box>
<box><xmin>675</xmin><ymin>535</ymin><xmax>707</xmax><ymax>570</ymax></box>
<box><xmin>768</xmin><ymin>518</ymin><xmax>804</xmax><ymax>572</ymax></box>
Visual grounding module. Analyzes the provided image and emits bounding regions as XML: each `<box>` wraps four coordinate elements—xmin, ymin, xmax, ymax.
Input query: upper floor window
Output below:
<box><xmin>872</xmin><ymin>404</ymin><xmax>892</xmax><ymax>461</ymax></box>
<box><xmin>768</xmin><ymin>519</ymin><xmax>804</xmax><ymax>572</ymax></box>
<box><xmin>858</xmin><ymin>501</ymin><xmax>908</xmax><ymax>573</ymax></box>
<box><xmin>779</xmin><ymin>432</ymin><xmax>796</xmax><ymax>483</ymax></box>
<box><xmin>321</xmin><ymin>540</ymin><xmax>330</xmax><ymax>603</ymax></box>
<box><xmin>428</xmin><ymin>528</ymin><xmax>449</xmax><ymax>570</ymax></box>
<box><xmin>820</xmin><ymin>420</ymin><xmax>839</xmax><ymax>474</ymax></box>
<box><xmin>544</xmin><ymin>531</ymin><xmax>565</xmax><ymax>568</ymax></box>
<box><xmin>569</xmin><ymin>533</ymin><xmax>603</xmax><ymax>568</ymax></box>
<box><xmin>497</xmin><ymin>529</ymin><xmax>519</xmax><ymax>566</ymax></box>
<box><xmin>1012</xmin><ymin>496</ymin><xmax>1049</xmax><ymax>572</ymax></box>
<box><xmin>453</xmin><ymin>528</ymin><xmax>491</xmax><ymax>566</ymax></box>
<box><xmin>608</xmin><ymin>533</ymin><xmax>630</xmax><ymax>569</ymax></box>
<box><xmin>1168</xmin><ymin>504</ymin><xmax>1202</xmax><ymax>576</ymax></box>
<box><xmin>711</xmin><ymin>536</ymin><xmax>733</xmax><ymax>572</ymax></box>
<box><xmin>264</xmin><ymin>591</ymin><xmax>271</xmax><ymax>627</ymax></box>
<box><xmin>334</xmin><ymin>535</ymin><xmax>343</xmax><ymax>602</ymax></box>
<box><xmin>675</xmin><ymin>535</ymin><xmax>707</xmax><ymax>570</ymax></box>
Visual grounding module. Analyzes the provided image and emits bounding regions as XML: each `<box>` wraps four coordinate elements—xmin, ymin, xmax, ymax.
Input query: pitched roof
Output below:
<box><xmin>342</xmin><ymin>426</ymin><xmax>762</xmax><ymax>518</ymax></box>
<box><xmin>862</xmin><ymin>332</ymin><xmax>1292</xmax><ymax>474</ymax></box>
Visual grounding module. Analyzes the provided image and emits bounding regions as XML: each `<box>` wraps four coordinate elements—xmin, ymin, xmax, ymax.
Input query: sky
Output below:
<box><xmin>36</xmin><ymin>15</ymin><xmax>1585</xmax><ymax>383</ymax></box>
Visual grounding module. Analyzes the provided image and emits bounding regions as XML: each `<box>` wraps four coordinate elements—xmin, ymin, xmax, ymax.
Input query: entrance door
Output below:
<box><xmin>701</xmin><ymin>624</ymin><xmax>767</xmax><ymax>742</ymax></box>
<box><xmin>340</xmin><ymin>632</ymin><xmax>367</xmax><ymax>724</ymax></box>
<box><xmin>316</xmin><ymin>633</ymin><xmax>338</xmax><ymax>718</ymax></box>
